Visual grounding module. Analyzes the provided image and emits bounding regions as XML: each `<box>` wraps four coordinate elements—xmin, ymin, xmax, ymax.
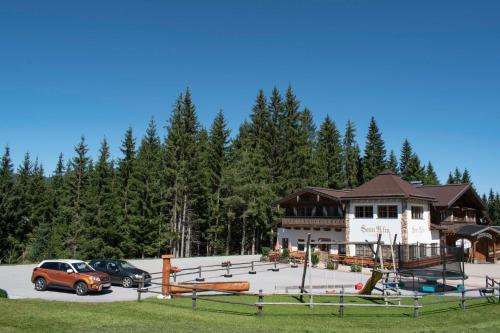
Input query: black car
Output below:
<box><xmin>88</xmin><ymin>259</ymin><xmax>151</xmax><ymax>288</ymax></box>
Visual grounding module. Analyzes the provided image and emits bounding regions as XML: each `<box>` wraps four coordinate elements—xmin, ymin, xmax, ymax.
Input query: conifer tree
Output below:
<box><xmin>461</xmin><ymin>168</ymin><xmax>472</xmax><ymax>184</ymax></box>
<box><xmin>315</xmin><ymin>115</ymin><xmax>343</xmax><ymax>188</ymax></box>
<box><xmin>282</xmin><ymin>85</ymin><xmax>302</xmax><ymax>194</ymax></box>
<box><xmin>387</xmin><ymin>150</ymin><xmax>398</xmax><ymax>174</ymax></box>
<box><xmin>117</xmin><ymin>128</ymin><xmax>141</xmax><ymax>257</ymax></box>
<box><xmin>405</xmin><ymin>154</ymin><xmax>425</xmax><ymax>182</ymax></box>
<box><xmin>206</xmin><ymin>111</ymin><xmax>230</xmax><ymax>254</ymax></box>
<box><xmin>136</xmin><ymin>118</ymin><xmax>164</xmax><ymax>257</ymax></box>
<box><xmin>83</xmin><ymin>139</ymin><xmax>121</xmax><ymax>258</ymax></box>
<box><xmin>362</xmin><ymin>117</ymin><xmax>387</xmax><ymax>181</ymax></box>
<box><xmin>399</xmin><ymin>139</ymin><xmax>413</xmax><ymax>179</ymax></box>
<box><xmin>343</xmin><ymin>120</ymin><xmax>361</xmax><ymax>188</ymax></box>
<box><xmin>0</xmin><ymin>147</ymin><xmax>15</xmax><ymax>262</ymax></box>
<box><xmin>447</xmin><ymin>172</ymin><xmax>454</xmax><ymax>184</ymax></box>
<box><xmin>268</xmin><ymin>87</ymin><xmax>286</xmax><ymax>196</ymax></box>
<box><xmin>424</xmin><ymin>161</ymin><xmax>439</xmax><ymax>185</ymax></box>
<box><xmin>453</xmin><ymin>168</ymin><xmax>462</xmax><ymax>184</ymax></box>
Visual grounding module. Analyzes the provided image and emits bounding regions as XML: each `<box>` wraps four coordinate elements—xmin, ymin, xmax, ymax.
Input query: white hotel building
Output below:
<box><xmin>276</xmin><ymin>170</ymin><xmax>491</xmax><ymax>261</ymax></box>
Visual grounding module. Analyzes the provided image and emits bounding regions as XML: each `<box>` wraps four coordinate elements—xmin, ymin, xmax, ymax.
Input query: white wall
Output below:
<box><xmin>347</xmin><ymin>198</ymin><xmax>436</xmax><ymax>254</ymax></box>
<box><xmin>348</xmin><ymin>199</ymin><xmax>403</xmax><ymax>245</ymax></box>
<box><xmin>277</xmin><ymin>227</ymin><xmax>346</xmax><ymax>252</ymax></box>
<box><xmin>406</xmin><ymin>200</ymin><xmax>436</xmax><ymax>244</ymax></box>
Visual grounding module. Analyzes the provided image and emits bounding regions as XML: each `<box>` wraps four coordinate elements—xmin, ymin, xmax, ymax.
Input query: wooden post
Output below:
<box><xmin>249</xmin><ymin>261</ymin><xmax>256</xmax><ymax>274</ymax></box>
<box><xmin>137</xmin><ymin>276</ymin><xmax>144</xmax><ymax>302</ymax></box>
<box><xmin>224</xmin><ymin>264</ymin><xmax>232</xmax><ymax>278</ymax></box>
<box><xmin>300</xmin><ymin>233</ymin><xmax>312</xmax><ymax>302</ymax></box>
<box><xmin>161</xmin><ymin>254</ymin><xmax>175</xmax><ymax>296</ymax></box>
<box><xmin>461</xmin><ymin>287</ymin><xmax>465</xmax><ymax>310</ymax></box>
<box><xmin>196</xmin><ymin>266</ymin><xmax>204</xmax><ymax>282</ymax></box>
<box><xmin>339</xmin><ymin>286</ymin><xmax>344</xmax><ymax>318</ymax></box>
<box><xmin>413</xmin><ymin>295</ymin><xmax>419</xmax><ymax>319</ymax></box>
<box><xmin>192</xmin><ymin>285</ymin><xmax>197</xmax><ymax>311</ymax></box>
<box><xmin>257</xmin><ymin>289</ymin><xmax>264</xmax><ymax>316</ymax></box>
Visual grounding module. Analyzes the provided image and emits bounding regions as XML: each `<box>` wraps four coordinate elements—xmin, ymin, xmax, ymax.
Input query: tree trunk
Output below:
<box><xmin>180</xmin><ymin>193</ymin><xmax>187</xmax><ymax>257</ymax></box>
<box><xmin>226</xmin><ymin>210</ymin><xmax>232</xmax><ymax>256</ymax></box>
<box><xmin>251</xmin><ymin>223</ymin><xmax>256</xmax><ymax>255</ymax></box>
<box><xmin>241</xmin><ymin>216</ymin><xmax>246</xmax><ymax>255</ymax></box>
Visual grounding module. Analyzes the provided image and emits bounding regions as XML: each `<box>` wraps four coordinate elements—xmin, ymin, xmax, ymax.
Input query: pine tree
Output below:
<box><xmin>268</xmin><ymin>87</ymin><xmax>286</xmax><ymax>196</ymax></box>
<box><xmin>315</xmin><ymin>115</ymin><xmax>343</xmax><ymax>188</ymax></box>
<box><xmin>136</xmin><ymin>118</ymin><xmax>165</xmax><ymax>257</ymax></box>
<box><xmin>399</xmin><ymin>139</ymin><xmax>413</xmax><ymax>179</ymax></box>
<box><xmin>362</xmin><ymin>117</ymin><xmax>387</xmax><ymax>181</ymax></box>
<box><xmin>461</xmin><ymin>168</ymin><xmax>472</xmax><ymax>184</ymax></box>
<box><xmin>61</xmin><ymin>136</ymin><xmax>92</xmax><ymax>257</ymax></box>
<box><xmin>424</xmin><ymin>161</ymin><xmax>439</xmax><ymax>185</ymax></box>
<box><xmin>405</xmin><ymin>154</ymin><xmax>425</xmax><ymax>182</ymax></box>
<box><xmin>0</xmin><ymin>147</ymin><xmax>15</xmax><ymax>263</ymax></box>
<box><xmin>343</xmin><ymin>120</ymin><xmax>361</xmax><ymax>188</ymax></box>
<box><xmin>206</xmin><ymin>111</ymin><xmax>230</xmax><ymax>255</ymax></box>
<box><xmin>447</xmin><ymin>172</ymin><xmax>454</xmax><ymax>184</ymax></box>
<box><xmin>453</xmin><ymin>168</ymin><xmax>462</xmax><ymax>184</ymax></box>
<box><xmin>282</xmin><ymin>85</ymin><xmax>303</xmax><ymax>194</ymax></box>
<box><xmin>83</xmin><ymin>139</ymin><xmax>121</xmax><ymax>258</ymax></box>
<box><xmin>387</xmin><ymin>150</ymin><xmax>398</xmax><ymax>174</ymax></box>
<box><xmin>117</xmin><ymin>128</ymin><xmax>142</xmax><ymax>257</ymax></box>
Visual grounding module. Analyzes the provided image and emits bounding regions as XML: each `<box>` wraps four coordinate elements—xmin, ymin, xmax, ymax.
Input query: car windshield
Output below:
<box><xmin>118</xmin><ymin>261</ymin><xmax>136</xmax><ymax>269</ymax></box>
<box><xmin>72</xmin><ymin>262</ymin><xmax>95</xmax><ymax>273</ymax></box>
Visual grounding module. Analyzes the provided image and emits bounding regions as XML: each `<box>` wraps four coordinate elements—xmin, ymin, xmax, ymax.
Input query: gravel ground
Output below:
<box><xmin>1</xmin><ymin>256</ymin><xmax>498</xmax><ymax>302</ymax></box>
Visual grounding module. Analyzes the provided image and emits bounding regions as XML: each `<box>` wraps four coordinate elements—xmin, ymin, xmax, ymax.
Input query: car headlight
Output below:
<box><xmin>91</xmin><ymin>276</ymin><xmax>101</xmax><ymax>282</ymax></box>
<box><xmin>134</xmin><ymin>274</ymin><xmax>142</xmax><ymax>279</ymax></box>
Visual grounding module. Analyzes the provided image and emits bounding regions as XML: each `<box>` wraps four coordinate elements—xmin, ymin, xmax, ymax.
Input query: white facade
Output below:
<box><xmin>278</xmin><ymin>197</ymin><xmax>439</xmax><ymax>255</ymax></box>
<box><xmin>277</xmin><ymin>227</ymin><xmax>345</xmax><ymax>253</ymax></box>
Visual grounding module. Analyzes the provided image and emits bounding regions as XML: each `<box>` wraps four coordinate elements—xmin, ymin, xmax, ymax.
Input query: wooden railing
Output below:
<box><xmin>280</xmin><ymin>217</ymin><xmax>346</xmax><ymax>228</ymax></box>
<box><xmin>440</xmin><ymin>216</ymin><xmax>477</xmax><ymax>224</ymax></box>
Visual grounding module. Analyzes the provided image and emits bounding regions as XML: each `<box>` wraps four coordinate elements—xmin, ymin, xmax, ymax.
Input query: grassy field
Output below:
<box><xmin>0</xmin><ymin>295</ymin><xmax>499</xmax><ymax>333</ymax></box>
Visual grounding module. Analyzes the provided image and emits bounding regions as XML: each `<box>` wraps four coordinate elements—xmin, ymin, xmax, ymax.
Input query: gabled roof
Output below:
<box><xmin>340</xmin><ymin>170</ymin><xmax>435</xmax><ymax>201</ymax></box>
<box><xmin>418</xmin><ymin>183</ymin><xmax>484</xmax><ymax>208</ymax></box>
<box><xmin>456</xmin><ymin>225</ymin><xmax>500</xmax><ymax>237</ymax></box>
<box><xmin>276</xmin><ymin>187</ymin><xmax>349</xmax><ymax>204</ymax></box>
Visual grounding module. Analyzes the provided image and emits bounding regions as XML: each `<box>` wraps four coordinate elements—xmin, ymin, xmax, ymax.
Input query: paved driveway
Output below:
<box><xmin>1</xmin><ymin>255</ymin><xmax>498</xmax><ymax>302</ymax></box>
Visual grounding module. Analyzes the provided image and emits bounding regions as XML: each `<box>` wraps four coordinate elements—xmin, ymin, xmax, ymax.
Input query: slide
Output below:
<box><xmin>358</xmin><ymin>271</ymin><xmax>383</xmax><ymax>295</ymax></box>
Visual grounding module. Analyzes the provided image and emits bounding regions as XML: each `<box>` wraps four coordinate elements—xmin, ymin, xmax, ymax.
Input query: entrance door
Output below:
<box><xmin>476</xmin><ymin>238</ymin><xmax>490</xmax><ymax>262</ymax></box>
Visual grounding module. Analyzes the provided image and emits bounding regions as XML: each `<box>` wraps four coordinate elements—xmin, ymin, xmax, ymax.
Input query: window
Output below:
<box><xmin>297</xmin><ymin>239</ymin><xmax>305</xmax><ymax>251</ymax></box>
<box><xmin>411</xmin><ymin>206</ymin><xmax>424</xmax><ymax>219</ymax></box>
<box><xmin>281</xmin><ymin>238</ymin><xmax>289</xmax><ymax>249</ymax></box>
<box><xmin>431</xmin><ymin>244</ymin><xmax>438</xmax><ymax>256</ymax></box>
<box><xmin>378</xmin><ymin>205</ymin><xmax>398</xmax><ymax>219</ymax></box>
<box><xmin>355</xmin><ymin>206</ymin><xmax>373</xmax><ymax>218</ymax></box>
<box><xmin>338</xmin><ymin>244</ymin><xmax>346</xmax><ymax>255</ymax></box>
<box><xmin>355</xmin><ymin>244</ymin><xmax>371</xmax><ymax>257</ymax></box>
<box><xmin>41</xmin><ymin>261</ymin><xmax>59</xmax><ymax>270</ymax></box>
<box><xmin>58</xmin><ymin>263</ymin><xmax>71</xmax><ymax>271</ymax></box>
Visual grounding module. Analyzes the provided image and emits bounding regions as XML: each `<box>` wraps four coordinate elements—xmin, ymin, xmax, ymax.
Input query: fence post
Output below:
<box><xmin>413</xmin><ymin>295</ymin><xmax>419</xmax><ymax>319</ymax></box>
<box><xmin>249</xmin><ymin>261</ymin><xmax>256</xmax><ymax>274</ymax></box>
<box><xmin>257</xmin><ymin>289</ymin><xmax>264</xmax><ymax>316</ymax></box>
<box><xmin>461</xmin><ymin>288</ymin><xmax>465</xmax><ymax>310</ymax></box>
<box><xmin>271</xmin><ymin>259</ymin><xmax>279</xmax><ymax>272</ymax></box>
<box><xmin>192</xmin><ymin>285</ymin><xmax>197</xmax><ymax>311</ymax></box>
<box><xmin>137</xmin><ymin>276</ymin><xmax>144</xmax><ymax>302</ymax></box>
<box><xmin>196</xmin><ymin>266</ymin><xmax>204</xmax><ymax>282</ymax></box>
<box><xmin>339</xmin><ymin>286</ymin><xmax>344</xmax><ymax>318</ymax></box>
<box><xmin>224</xmin><ymin>264</ymin><xmax>232</xmax><ymax>278</ymax></box>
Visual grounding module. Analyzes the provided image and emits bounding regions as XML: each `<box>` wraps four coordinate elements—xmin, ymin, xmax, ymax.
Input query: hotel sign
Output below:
<box><xmin>360</xmin><ymin>225</ymin><xmax>390</xmax><ymax>234</ymax></box>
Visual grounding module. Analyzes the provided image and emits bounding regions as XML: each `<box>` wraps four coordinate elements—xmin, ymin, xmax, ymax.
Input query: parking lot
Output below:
<box><xmin>1</xmin><ymin>255</ymin><xmax>499</xmax><ymax>302</ymax></box>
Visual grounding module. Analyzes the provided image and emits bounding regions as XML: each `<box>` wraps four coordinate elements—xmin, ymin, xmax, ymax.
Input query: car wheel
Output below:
<box><xmin>122</xmin><ymin>277</ymin><xmax>133</xmax><ymax>288</ymax></box>
<box><xmin>34</xmin><ymin>277</ymin><xmax>47</xmax><ymax>291</ymax></box>
<box><xmin>75</xmin><ymin>281</ymin><xmax>88</xmax><ymax>296</ymax></box>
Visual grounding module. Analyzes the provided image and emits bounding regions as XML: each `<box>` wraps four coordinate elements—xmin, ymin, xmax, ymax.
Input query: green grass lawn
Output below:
<box><xmin>0</xmin><ymin>295</ymin><xmax>499</xmax><ymax>333</ymax></box>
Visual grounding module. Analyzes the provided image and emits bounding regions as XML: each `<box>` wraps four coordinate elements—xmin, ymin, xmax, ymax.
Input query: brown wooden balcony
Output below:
<box><xmin>280</xmin><ymin>217</ymin><xmax>346</xmax><ymax>228</ymax></box>
<box><xmin>440</xmin><ymin>216</ymin><xmax>477</xmax><ymax>224</ymax></box>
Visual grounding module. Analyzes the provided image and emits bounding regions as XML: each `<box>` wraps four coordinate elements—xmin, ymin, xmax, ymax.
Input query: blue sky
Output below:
<box><xmin>0</xmin><ymin>0</ymin><xmax>499</xmax><ymax>195</ymax></box>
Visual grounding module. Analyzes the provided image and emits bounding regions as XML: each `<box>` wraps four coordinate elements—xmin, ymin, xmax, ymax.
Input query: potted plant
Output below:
<box><xmin>311</xmin><ymin>252</ymin><xmax>320</xmax><ymax>267</ymax></box>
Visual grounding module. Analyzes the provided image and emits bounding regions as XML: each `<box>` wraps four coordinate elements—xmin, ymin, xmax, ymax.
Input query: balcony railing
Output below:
<box><xmin>440</xmin><ymin>216</ymin><xmax>477</xmax><ymax>224</ymax></box>
<box><xmin>280</xmin><ymin>217</ymin><xmax>346</xmax><ymax>228</ymax></box>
